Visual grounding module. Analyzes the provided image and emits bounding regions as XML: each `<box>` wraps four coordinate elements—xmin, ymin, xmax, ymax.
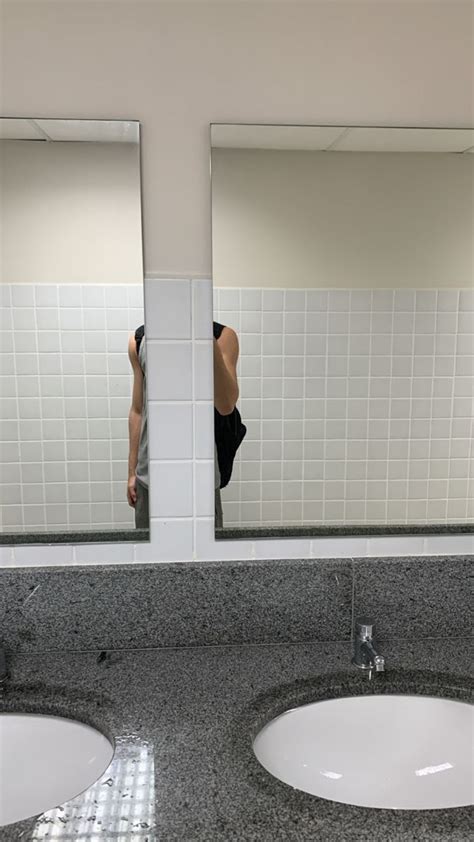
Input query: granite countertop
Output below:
<box><xmin>1</xmin><ymin>639</ymin><xmax>472</xmax><ymax>841</ymax></box>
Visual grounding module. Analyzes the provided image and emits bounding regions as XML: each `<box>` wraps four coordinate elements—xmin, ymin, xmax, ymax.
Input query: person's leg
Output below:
<box><xmin>215</xmin><ymin>488</ymin><xmax>223</xmax><ymax>528</ymax></box>
<box><xmin>134</xmin><ymin>480</ymin><xmax>149</xmax><ymax>528</ymax></box>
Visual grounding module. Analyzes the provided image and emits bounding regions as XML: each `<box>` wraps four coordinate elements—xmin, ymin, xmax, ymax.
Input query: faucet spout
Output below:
<box><xmin>352</xmin><ymin>617</ymin><xmax>386</xmax><ymax>673</ymax></box>
<box><xmin>361</xmin><ymin>640</ymin><xmax>385</xmax><ymax>672</ymax></box>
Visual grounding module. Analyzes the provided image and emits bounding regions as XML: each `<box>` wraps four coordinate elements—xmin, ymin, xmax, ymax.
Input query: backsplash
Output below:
<box><xmin>1</xmin><ymin>555</ymin><xmax>470</xmax><ymax>652</ymax></box>
<box><xmin>215</xmin><ymin>287</ymin><xmax>474</xmax><ymax>527</ymax></box>
<box><xmin>1</xmin><ymin>284</ymin><xmax>144</xmax><ymax>532</ymax></box>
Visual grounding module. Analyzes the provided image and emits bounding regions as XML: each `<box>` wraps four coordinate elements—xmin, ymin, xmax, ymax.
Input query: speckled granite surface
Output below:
<box><xmin>0</xmin><ymin>528</ymin><xmax>149</xmax><ymax>545</ymax></box>
<box><xmin>353</xmin><ymin>555</ymin><xmax>473</xmax><ymax>639</ymax></box>
<box><xmin>216</xmin><ymin>523</ymin><xmax>474</xmax><ymax>539</ymax></box>
<box><xmin>1</xmin><ymin>556</ymin><xmax>471</xmax><ymax>654</ymax></box>
<box><xmin>1</xmin><ymin>559</ymin><xmax>353</xmax><ymax>652</ymax></box>
<box><xmin>1</xmin><ymin>639</ymin><xmax>472</xmax><ymax>841</ymax></box>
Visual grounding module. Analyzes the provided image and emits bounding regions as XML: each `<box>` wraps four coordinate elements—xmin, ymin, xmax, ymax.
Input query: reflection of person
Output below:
<box><xmin>213</xmin><ymin>321</ymin><xmax>240</xmax><ymax>526</ymax></box>
<box><xmin>127</xmin><ymin>322</ymin><xmax>240</xmax><ymax>529</ymax></box>
<box><xmin>127</xmin><ymin>326</ymin><xmax>148</xmax><ymax>527</ymax></box>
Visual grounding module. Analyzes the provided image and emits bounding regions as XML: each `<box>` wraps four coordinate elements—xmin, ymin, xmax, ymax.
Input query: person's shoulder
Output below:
<box><xmin>218</xmin><ymin>325</ymin><xmax>239</xmax><ymax>359</ymax></box>
<box><xmin>219</xmin><ymin>324</ymin><xmax>238</xmax><ymax>341</ymax></box>
<box><xmin>128</xmin><ymin>332</ymin><xmax>140</xmax><ymax>364</ymax></box>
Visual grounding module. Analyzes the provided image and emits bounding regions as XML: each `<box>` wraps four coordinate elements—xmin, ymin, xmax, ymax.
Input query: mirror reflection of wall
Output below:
<box><xmin>211</xmin><ymin>126</ymin><xmax>474</xmax><ymax>534</ymax></box>
<box><xmin>0</xmin><ymin>119</ymin><xmax>146</xmax><ymax>539</ymax></box>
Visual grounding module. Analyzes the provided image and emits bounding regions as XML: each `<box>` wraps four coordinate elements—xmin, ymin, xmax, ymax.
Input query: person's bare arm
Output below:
<box><xmin>127</xmin><ymin>334</ymin><xmax>144</xmax><ymax>507</ymax></box>
<box><xmin>214</xmin><ymin>327</ymin><xmax>239</xmax><ymax>415</ymax></box>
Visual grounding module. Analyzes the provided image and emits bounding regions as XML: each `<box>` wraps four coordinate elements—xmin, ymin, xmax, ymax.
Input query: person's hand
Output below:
<box><xmin>127</xmin><ymin>477</ymin><xmax>137</xmax><ymax>507</ymax></box>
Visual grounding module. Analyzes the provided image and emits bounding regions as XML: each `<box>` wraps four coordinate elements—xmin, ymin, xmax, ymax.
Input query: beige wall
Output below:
<box><xmin>1</xmin><ymin>140</ymin><xmax>143</xmax><ymax>284</ymax></box>
<box><xmin>2</xmin><ymin>0</ymin><xmax>472</xmax><ymax>279</ymax></box>
<box><xmin>212</xmin><ymin>149</ymin><xmax>474</xmax><ymax>289</ymax></box>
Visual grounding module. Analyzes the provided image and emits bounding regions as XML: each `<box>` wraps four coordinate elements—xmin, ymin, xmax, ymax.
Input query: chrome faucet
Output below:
<box><xmin>352</xmin><ymin>617</ymin><xmax>385</xmax><ymax>673</ymax></box>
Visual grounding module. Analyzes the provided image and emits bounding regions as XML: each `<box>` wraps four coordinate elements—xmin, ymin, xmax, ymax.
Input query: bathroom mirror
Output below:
<box><xmin>211</xmin><ymin>124</ymin><xmax>474</xmax><ymax>538</ymax></box>
<box><xmin>0</xmin><ymin>118</ymin><xmax>148</xmax><ymax>544</ymax></box>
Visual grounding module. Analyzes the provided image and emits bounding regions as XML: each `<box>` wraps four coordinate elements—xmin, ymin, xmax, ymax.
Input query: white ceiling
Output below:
<box><xmin>211</xmin><ymin>125</ymin><xmax>474</xmax><ymax>153</ymax></box>
<box><xmin>0</xmin><ymin>118</ymin><xmax>140</xmax><ymax>143</ymax></box>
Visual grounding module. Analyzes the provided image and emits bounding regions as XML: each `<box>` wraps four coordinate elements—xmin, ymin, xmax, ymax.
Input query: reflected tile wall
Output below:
<box><xmin>1</xmin><ymin>278</ymin><xmax>473</xmax><ymax>566</ymax></box>
<box><xmin>215</xmin><ymin>287</ymin><xmax>474</xmax><ymax>527</ymax></box>
<box><xmin>1</xmin><ymin>284</ymin><xmax>144</xmax><ymax>533</ymax></box>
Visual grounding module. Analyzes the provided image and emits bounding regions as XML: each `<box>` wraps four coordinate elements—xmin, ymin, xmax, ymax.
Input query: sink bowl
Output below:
<box><xmin>253</xmin><ymin>694</ymin><xmax>473</xmax><ymax>810</ymax></box>
<box><xmin>0</xmin><ymin>713</ymin><xmax>114</xmax><ymax>826</ymax></box>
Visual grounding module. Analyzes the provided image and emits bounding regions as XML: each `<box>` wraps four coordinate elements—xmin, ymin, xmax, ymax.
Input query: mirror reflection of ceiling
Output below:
<box><xmin>0</xmin><ymin>118</ymin><xmax>139</xmax><ymax>144</ymax></box>
<box><xmin>211</xmin><ymin>125</ymin><xmax>474</xmax><ymax>153</ymax></box>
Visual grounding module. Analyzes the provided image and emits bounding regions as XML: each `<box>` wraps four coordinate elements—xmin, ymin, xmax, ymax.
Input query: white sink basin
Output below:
<box><xmin>0</xmin><ymin>713</ymin><xmax>114</xmax><ymax>826</ymax></box>
<box><xmin>253</xmin><ymin>694</ymin><xmax>473</xmax><ymax>810</ymax></box>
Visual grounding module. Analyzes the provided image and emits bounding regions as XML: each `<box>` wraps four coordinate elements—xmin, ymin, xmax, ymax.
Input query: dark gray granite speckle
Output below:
<box><xmin>0</xmin><ymin>559</ymin><xmax>352</xmax><ymax>653</ymax></box>
<box><xmin>2</xmin><ymin>556</ymin><xmax>471</xmax><ymax>655</ymax></box>
<box><xmin>0</xmin><ymin>638</ymin><xmax>472</xmax><ymax>840</ymax></box>
<box><xmin>353</xmin><ymin>555</ymin><xmax>473</xmax><ymax>639</ymax></box>
<box><xmin>216</xmin><ymin>523</ymin><xmax>474</xmax><ymax>539</ymax></box>
<box><xmin>0</xmin><ymin>528</ymin><xmax>149</xmax><ymax>545</ymax></box>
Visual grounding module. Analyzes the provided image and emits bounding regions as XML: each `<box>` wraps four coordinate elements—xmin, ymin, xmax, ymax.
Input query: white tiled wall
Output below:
<box><xmin>0</xmin><ymin>284</ymin><xmax>143</xmax><ymax>532</ymax></box>
<box><xmin>1</xmin><ymin>278</ymin><xmax>472</xmax><ymax>566</ymax></box>
<box><xmin>215</xmin><ymin>287</ymin><xmax>474</xmax><ymax>527</ymax></box>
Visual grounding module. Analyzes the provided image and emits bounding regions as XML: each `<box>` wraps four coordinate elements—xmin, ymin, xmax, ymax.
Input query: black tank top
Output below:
<box><xmin>213</xmin><ymin>321</ymin><xmax>225</xmax><ymax>341</ymax></box>
<box><xmin>213</xmin><ymin>321</ymin><xmax>246</xmax><ymax>488</ymax></box>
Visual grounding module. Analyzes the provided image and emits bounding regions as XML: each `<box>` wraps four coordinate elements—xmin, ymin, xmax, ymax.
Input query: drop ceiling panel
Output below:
<box><xmin>34</xmin><ymin>119</ymin><xmax>139</xmax><ymax>143</ymax></box>
<box><xmin>211</xmin><ymin>124</ymin><xmax>345</xmax><ymax>151</ymax></box>
<box><xmin>332</xmin><ymin>127</ymin><xmax>474</xmax><ymax>153</ymax></box>
<box><xmin>0</xmin><ymin>119</ymin><xmax>45</xmax><ymax>140</ymax></box>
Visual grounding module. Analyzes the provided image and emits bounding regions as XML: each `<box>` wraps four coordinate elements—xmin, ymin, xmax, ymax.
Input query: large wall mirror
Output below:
<box><xmin>211</xmin><ymin>124</ymin><xmax>474</xmax><ymax>538</ymax></box>
<box><xmin>0</xmin><ymin>118</ymin><xmax>148</xmax><ymax>544</ymax></box>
